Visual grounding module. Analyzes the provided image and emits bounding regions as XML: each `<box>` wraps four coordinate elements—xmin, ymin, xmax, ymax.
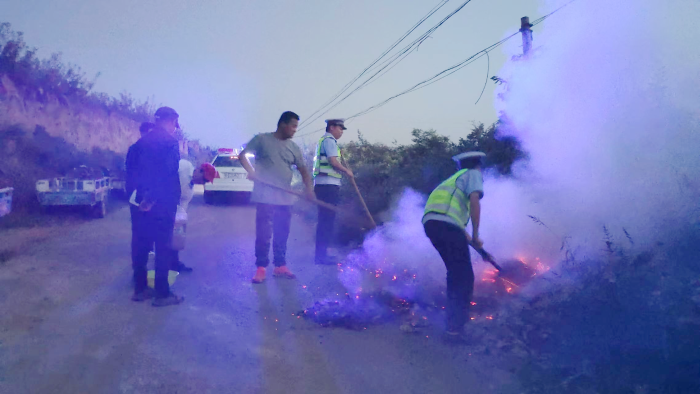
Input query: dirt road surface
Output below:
<box><xmin>0</xmin><ymin>194</ymin><xmax>520</xmax><ymax>394</ymax></box>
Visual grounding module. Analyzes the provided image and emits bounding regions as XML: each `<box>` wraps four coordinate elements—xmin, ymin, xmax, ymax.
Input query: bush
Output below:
<box><xmin>0</xmin><ymin>22</ymin><xmax>153</xmax><ymax>122</ymax></box>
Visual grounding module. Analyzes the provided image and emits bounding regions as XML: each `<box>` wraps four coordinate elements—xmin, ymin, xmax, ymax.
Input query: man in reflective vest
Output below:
<box><xmin>312</xmin><ymin>118</ymin><xmax>354</xmax><ymax>265</ymax></box>
<box><xmin>423</xmin><ymin>151</ymin><xmax>485</xmax><ymax>336</ymax></box>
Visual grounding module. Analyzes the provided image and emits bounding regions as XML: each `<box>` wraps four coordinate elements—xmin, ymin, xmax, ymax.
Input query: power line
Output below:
<box><xmin>299</xmin><ymin>0</ymin><xmax>451</xmax><ymax>128</ymax></box>
<box><xmin>298</xmin><ymin>0</ymin><xmax>476</xmax><ymax>132</ymax></box>
<box><xmin>343</xmin><ymin>1</ymin><xmax>576</xmax><ymax>122</ymax></box>
<box><xmin>295</xmin><ymin>0</ymin><xmax>577</xmax><ymax>140</ymax></box>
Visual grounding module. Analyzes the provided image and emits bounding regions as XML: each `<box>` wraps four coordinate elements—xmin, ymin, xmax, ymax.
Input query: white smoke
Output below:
<box><xmin>343</xmin><ymin>0</ymin><xmax>700</xmax><ymax>294</ymax></box>
<box><xmin>482</xmin><ymin>0</ymin><xmax>700</xmax><ymax>262</ymax></box>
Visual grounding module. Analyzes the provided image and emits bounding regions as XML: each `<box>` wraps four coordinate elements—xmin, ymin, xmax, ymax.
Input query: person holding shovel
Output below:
<box><xmin>239</xmin><ymin>111</ymin><xmax>315</xmax><ymax>284</ymax></box>
<box><xmin>422</xmin><ymin>151</ymin><xmax>485</xmax><ymax>336</ymax></box>
<box><xmin>312</xmin><ymin>118</ymin><xmax>354</xmax><ymax>265</ymax></box>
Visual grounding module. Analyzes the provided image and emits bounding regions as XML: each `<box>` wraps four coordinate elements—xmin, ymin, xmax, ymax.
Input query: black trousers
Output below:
<box><xmin>131</xmin><ymin>205</ymin><xmax>176</xmax><ymax>297</ymax></box>
<box><xmin>314</xmin><ymin>184</ymin><xmax>340</xmax><ymax>261</ymax></box>
<box><xmin>423</xmin><ymin>220</ymin><xmax>475</xmax><ymax>330</ymax></box>
<box><xmin>255</xmin><ymin>204</ymin><xmax>292</xmax><ymax>267</ymax></box>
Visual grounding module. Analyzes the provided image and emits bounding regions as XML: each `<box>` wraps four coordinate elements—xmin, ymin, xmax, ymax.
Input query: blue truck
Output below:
<box><xmin>35</xmin><ymin>166</ymin><xmax>111</xmax><ymax>218</ymax></box>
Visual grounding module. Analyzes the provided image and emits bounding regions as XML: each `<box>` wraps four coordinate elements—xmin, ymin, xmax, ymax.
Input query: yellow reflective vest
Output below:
<box><xmin>423</xmin><ymin>169</ymin><xmax>471</xmax><ymax>228</ymax></box>
<box><xmin>313</xmin><ymin>135</ymin><xmax>342</xmax><ymax>179</ymax></box>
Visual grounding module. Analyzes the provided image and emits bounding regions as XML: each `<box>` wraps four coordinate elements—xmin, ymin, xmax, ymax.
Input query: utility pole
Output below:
<box><xmin>520</xmin><ymin>16</ymin><xmax>533</xmax><ymax>56</ymax></box>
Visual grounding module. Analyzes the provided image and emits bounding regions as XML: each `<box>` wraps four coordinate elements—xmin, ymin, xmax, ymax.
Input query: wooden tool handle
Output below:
<box><xmin>469</xmin><ymin>242</ymin><xmax>503</xmax><ymax>271</ymax></box>
<box><xmin>253</xmin><ymin>178</ymin><xmax>371</xmax><ymax>228</ymax></box>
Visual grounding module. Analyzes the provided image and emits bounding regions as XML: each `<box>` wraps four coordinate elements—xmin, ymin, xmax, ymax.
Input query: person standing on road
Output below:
<box><xmin>125</xmin><ymin>122</ymin><xmax>154</xmax><ymax>200</ymax></box>
<box><xmin>422</xmin><ymin>151</ymin><xmax>485</xmax><ymax>337</ymax></box>
<box><xmin>130</xmin><ymin>106</ymin><xmax>184</xmax><ymax>306</ymax></box>
<box><xmin>312</xmin><ymin>118</ymin><xmax>353</xmax><ymax>265</ymax></box>
<box><xmin>171</xmin><ymin>142</ymin><xmax>196</xmax><ymax>273</ymax></box>
<box><xmin>239</xmin><ymin>111</ymin><xmax>315</xmax><ymax>284</ymax></box>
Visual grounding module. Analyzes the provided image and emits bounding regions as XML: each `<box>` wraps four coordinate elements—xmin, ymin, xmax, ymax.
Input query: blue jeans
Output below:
<box><xmin>255</xmin><ymin>204</ymin><xmax>292</xmax><ymax>267</ymax></box>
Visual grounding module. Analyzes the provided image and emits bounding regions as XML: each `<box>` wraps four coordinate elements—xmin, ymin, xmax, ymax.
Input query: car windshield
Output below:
<box><xmin>212</xmin><ymin>155</ymin><xmax>254</xmax><ymax>168</ymax></box>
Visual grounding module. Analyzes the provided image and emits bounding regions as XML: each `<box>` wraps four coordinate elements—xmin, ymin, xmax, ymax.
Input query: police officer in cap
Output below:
<box><xmin>422</xmin><ymin>151</ymin><xmax>485</xmax><ymax>336</ymax></box>
<box><xmin>312</xmin><ymin>118</ymin><xmax>353</xmax><ymax>265</ymax></box>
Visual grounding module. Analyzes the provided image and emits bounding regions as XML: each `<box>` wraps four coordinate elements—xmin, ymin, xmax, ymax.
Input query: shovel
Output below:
<box><xmin>469</xmin><ymin>241</ymin><xmax>503</xmax><ymax>272</ymax></box>
<box><xmin>252</xmin><ymin>178</ymin><xmax>374</xmax><ymax>229</ymax></box>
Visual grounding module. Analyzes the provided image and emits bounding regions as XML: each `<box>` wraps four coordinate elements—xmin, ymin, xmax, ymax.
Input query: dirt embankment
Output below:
<box><xmin>0</xmin><ymin>74</ymin><xmax>140</xmax><ymax>154</ymax></box>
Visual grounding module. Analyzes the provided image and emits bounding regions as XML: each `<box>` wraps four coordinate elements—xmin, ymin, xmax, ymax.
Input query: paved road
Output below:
<box><xmin>0</xmin><ymin>194</ymin><xmax>520</xmax><ymax>394</ymax></box>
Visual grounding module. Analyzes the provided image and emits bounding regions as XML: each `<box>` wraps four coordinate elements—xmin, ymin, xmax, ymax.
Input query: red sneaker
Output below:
<box><xmin>273</xmin><ymin>266</ymin><xmax>296</xmax><ymax>279</ymax></box>
<box><xmin>252</xmin><ymin>267</ymin><xmax>266</xmax><ymax>284</ymax></box>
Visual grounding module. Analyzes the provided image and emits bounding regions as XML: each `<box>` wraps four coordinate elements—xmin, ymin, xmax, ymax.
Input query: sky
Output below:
<box><xmin>1</xmin><ymin>0</ymin><xmax>542</xmax><ymax>148</ymax></box>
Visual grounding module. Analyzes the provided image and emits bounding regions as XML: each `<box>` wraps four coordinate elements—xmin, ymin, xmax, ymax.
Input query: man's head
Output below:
<box><xmin>154</xmin><ymin>106</ymin><xmax>180</xmax><ymax>134</ymax></box>
<box><xmin>453</xmin><ymin>151</ymin><xmax>486</xmax><ymax>171</ymax></box>
<box><xmin>139</xmin><ymin>122</ymin><xmax>155</xmax><ymax>136</ymax></box>
<box><xmin>325</xmin><ymin>118</ymin><xmax>346</xmax><ymax>140</ymax></box>
<box><xmin>276</xmin><ymin>111</ymin><xmax>300</xmax><ymax>139</ymax></box>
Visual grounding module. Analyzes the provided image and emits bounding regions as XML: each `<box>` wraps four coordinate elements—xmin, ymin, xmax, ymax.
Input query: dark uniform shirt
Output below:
<box><xmin>126</xmin><ymin>126</ymin><xmax>181</xmax><ymax>213</ymax></box>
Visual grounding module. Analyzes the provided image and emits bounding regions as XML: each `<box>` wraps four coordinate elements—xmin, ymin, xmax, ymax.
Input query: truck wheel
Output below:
<box><xmin>203</xmin><ymin>191</ymin><xmax>214</xmax><ymax>205</ymax></box>
<box><xmin>94</xmin><ymin>200</ymin><xmax>107</xmax><ymax>218</ymax></box>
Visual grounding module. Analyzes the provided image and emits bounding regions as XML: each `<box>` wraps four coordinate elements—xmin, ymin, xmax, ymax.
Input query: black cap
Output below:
<box><xmin>155</xmin><ymin>106</ymin><xmax>179</xmax><ymax>120</ymax></box>
<box><xmin>154</xmin><ymin>107</ymin><xmax>180</xmax><ymax>128</ymax></box>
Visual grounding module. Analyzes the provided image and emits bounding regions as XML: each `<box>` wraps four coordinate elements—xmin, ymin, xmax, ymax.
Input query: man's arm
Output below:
<box><xmin>324</xmin><ymin>138</ymin><xmax>353</xmax><ymax>178</ymax></box>
<box><xmin>328</xmin><ymin>157</ymin><xmax>353</xmax><ymax>178</ymax></box>
<box><xmin>239</xmin><ymin>136</ymin><xmax>259</xmax><ymax>179</ymax></box>
<box><xmin>469</xmin><ymin>192</ymin><xmax>482</xmax><ymax>247</ymax></box>
<box><xmin>125</xmin><ymin>144</ymin><xmax>137</xmax><ymax>197</ymax></box>
<box><xmin>239</xmin><ymin>151</ymin><xmax>256</xmax><ymax>179</ymax></box>
<box><xmin>298</xmin><ymin>164</ymin><xmax>315</xmax><ymax>200</ymax></box>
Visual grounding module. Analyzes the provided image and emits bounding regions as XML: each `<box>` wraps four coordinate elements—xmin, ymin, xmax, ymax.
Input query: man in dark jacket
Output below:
<box><xmin>125</xmin><ymin>122</ymin><xmax>153</xmax><ymax>199</ymax></box>
<box><xmin>128</xmin><ymin>107</ymin><xmax>184</xmax><ymax>307</ymax></box>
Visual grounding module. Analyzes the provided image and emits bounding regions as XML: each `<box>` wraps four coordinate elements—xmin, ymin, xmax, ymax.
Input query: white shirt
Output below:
<box><xmin>178</xmin><ymin>159</ymin><xmax>195</xmax><ymax>212</ymax></box>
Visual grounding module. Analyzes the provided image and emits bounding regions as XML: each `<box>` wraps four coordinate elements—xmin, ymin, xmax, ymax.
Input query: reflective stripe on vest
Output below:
<box><xmin>313</xmin><ymin>135</ymin><xmax>342</xmax><ymax>179</ymax></box>
<box><xmin>423</xmin><ymin>169</ymin><xmax>471</xmax><ymax>228</ymax></box>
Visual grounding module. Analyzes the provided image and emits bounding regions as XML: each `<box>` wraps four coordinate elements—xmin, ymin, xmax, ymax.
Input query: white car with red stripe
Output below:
<box><xmin>203</xmin><ymin>148</ymin><xmax>254</xmax><ymax>204</ymax></box>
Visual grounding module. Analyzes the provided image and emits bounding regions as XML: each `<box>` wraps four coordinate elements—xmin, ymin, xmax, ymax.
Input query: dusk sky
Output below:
<box><xmin>2</xmin><ymin>0</ymin><xmax>547</xmax><ymax>148</ymax></box>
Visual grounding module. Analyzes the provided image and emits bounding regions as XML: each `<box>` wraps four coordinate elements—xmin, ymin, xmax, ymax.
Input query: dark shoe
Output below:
<box><xmin>175</xmin><ymin>262</ymin><xmax>193</xmax><ymax>273</ymax></box>
<box><xmin>131</xmin><ymin>288</ymin><xmax>155</xmax><ymax>302</ymax></box>
<box><xmin>152</xmin><ymin>292</ymin><xmax>185</xmax><ymax>307</ymax></box>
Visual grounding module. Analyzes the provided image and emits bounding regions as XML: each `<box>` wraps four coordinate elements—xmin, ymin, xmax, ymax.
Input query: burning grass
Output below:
<box><xmin>298</xmin><ymin>254</ymin><xmax>548</xmax><ymax>333</ymax></box>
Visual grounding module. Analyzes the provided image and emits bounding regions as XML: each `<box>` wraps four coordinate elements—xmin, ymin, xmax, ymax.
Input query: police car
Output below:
<box><xmin>203</xmin><ymin>148</ymin><xmax>254</xmax><ymax>204</ymax></box>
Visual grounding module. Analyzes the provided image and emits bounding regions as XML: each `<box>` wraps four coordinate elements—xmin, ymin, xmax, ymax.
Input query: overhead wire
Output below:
<box><xmin>343</xmin><ymin>0</ymin><xmax>576</xmax><ymax>121</ymax></box>
<box><xmin>295</xmin><ymin>0</ymin><xmax>577</xmax><ymax>140</ymax></box>
<box><xmin>298</xmin><ymin>0</ymin><xmax>475</xmax><ymax>132</ymax></box>
<box><xmin>299</xmin><ymin>0</ymin><xmax>451</xmax><ymax>127</ymax></box>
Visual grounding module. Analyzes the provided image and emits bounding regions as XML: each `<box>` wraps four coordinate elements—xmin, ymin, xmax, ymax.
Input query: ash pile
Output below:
<box><xmin>297</xmin><ymin>290</ymin><xmax>435</xmax><ymax>331</ymax></box>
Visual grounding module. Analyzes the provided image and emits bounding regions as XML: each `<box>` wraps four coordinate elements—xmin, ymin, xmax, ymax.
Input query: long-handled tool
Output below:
<box><xmin>469</xmin><ymin>241</ymin><xmax>503</xmax><ymax>272</ymax></box>
<box><xmin>253</xmin><ymin>178</ymin><xmax>373</xmax><ymax>229</ymax></box>
<box><xmin>341</xmin><ymin>158</ymin><xmax>377</xmax><ymax>229</ymax></box>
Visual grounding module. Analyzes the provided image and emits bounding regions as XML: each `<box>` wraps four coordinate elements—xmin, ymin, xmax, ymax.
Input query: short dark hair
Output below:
<box><xmin>459</xmin><ymin>157</ymin><xmax>483</xmax><ymax>170</ymax></box>
<box><xmin>139</xmin><ymin>122</ymin><xmax>155</xmax><ymax>135</ymax></box>
<box><xmin>277</xmin><ymin>111</ymin><xmax>300</xmax><ymax>127</ymax></box>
